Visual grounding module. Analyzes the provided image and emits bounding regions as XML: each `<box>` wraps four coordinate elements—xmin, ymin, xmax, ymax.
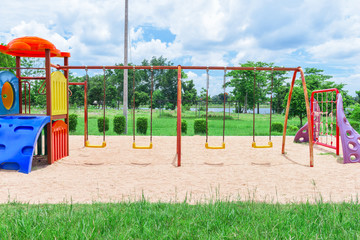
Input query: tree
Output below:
<box><xmin>133</xmin><ymin>91</ymin><xmax>149</xmax><ymax>108</ymax></box>
<box><xmin>0</xmin><ymin>50</ymin><xmax>15</xmax><ymax>72</ymax></box>
<box><xmin>139</xmin><ymin>56</ymin><xmax>187</xmax><ymax>110</ymax></box>
<box><xmin>88</xmin><ymin>75</ymin><xmax>105</xmax><ymax>108</ymax></box>
<box><xmin>152</xmin><ymin>89</ymin><xmax>165</xmax><ymax>109</ymax></box>
<box><xmin>182</xmin><ymin>79</ymin><xmax>197</xmax><ymax>107</ymax></box>
<box><xmin>227</xmin><ymin>61</ymin><xmax>275</xmax><ymax>114</ymax></box>
<box><xmin>68</xmin><ymin>74</ymin><xmax>86</xmax><ymax>108</ymax></box>
<box><xmin>107</xmin><ymin>65</ymin><xmax>124</xmax><ymax>109</ymax></box>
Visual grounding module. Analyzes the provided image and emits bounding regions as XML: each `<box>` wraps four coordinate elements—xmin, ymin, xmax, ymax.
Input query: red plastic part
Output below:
<box><xmin>0</xmin><ymin>36</ymin><xmax>70</xmax><ymax>58</ymax></box>
<box><xmin>310</xmin><ymin>88</ymin><xmax>340</xmax><ymax>155</ymax></box>
<box><xmin>52</xmin><ymin>120</ymin><xmax>68</xmax><ymax>163</ymax></box>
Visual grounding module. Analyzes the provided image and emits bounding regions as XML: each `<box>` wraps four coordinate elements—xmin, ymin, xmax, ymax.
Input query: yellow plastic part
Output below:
<box><xmin>1</xmin><ymin>81</ymin><xmax>14</xmax><ymax>110</ymax></box>
<box><xmin>133</xmin><ymin>142</ymin><xmax>153</xmax><ymax>149</ymax></box>
<box><xmin>252</xmin><ymin>141</ymin><xmax>273</xmax><ymax>148</ymax></box>
<box><xmin>51</xmin><ymin>71</ymin><xmax>68</xmax><ymax>115</ymax></box>
<box><xmin>85</xmin><ymin>141</ymin><xmax>107</xmax><ymax>148</ymax></box>
<box><xmin>205</xmin><ymin>142</ymin><xmax>225</xmax><ymax>149</ymax></box>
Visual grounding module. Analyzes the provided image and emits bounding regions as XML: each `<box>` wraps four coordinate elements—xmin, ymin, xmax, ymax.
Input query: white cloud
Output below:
<box><xmin>307</xmin><ymin>38</ymin><xmax>360</xmax><ymax>62</ymax></box>
<box><xmin>2</xmin><ymin>0</ymin><xmax>360</xmax><ymax>95</ymax></box>
<box><xmin>130</xmin><ymin>39</ymin><xmax>182</xmax><ymax>64</ymax></box>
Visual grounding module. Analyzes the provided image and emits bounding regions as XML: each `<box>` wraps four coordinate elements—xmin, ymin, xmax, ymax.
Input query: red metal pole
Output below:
<box><xmin>64</xmin><ymin>56</ymin><xmax>69</xmax><ymax>156</ymax></box>
<box><xmin>177</xmin><ymin>65</ymin><xmax>182</xmax><ymax>167</ymax></box>
<box><xmin>16</xmin><ymin>57</ymin><xmax>22</xmax><ymax>113</ymax></box>
<box><xmin>45</xmin><ymin>49</ymin><xmax>53</xmax><ymax>164</ymax></box>
<box><xmin>282</xmin><ymin>70</ymin><xmax>298</xmax><ymax>155</ymax></box>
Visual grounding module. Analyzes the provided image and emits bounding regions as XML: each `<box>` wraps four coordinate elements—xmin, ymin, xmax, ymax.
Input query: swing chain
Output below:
<box><xmin>150</xmin><ymin>66</ymin><xmax>154</xmax><ymax>142</ymax></box>
<box><xmin>205</xmin><ymin>67</ymin><xmax>209</xmax><ymax>144</ymax></box>
<box><xmin>103</xmin><ymin>66</ymin><xmax>106</xmax><ymax>142</ymax></box>
<box><xmin>223</xmin><ymin>67</ymin><xmax>226</xmax><ymax>144</ymax></box>
<box><xmin>269</xmin><ymin>67</ymin><xmax>274</xmax><ymax>141</ymax></box>
<box><xmin>132</xmin><ymin>66</ymin><xmax>136</xmax><ymax>143</ymax></box>
<box><xmin>253</xmin><ymin>67</ymin><xmax>256</xmax><ymax>143</ymax></box>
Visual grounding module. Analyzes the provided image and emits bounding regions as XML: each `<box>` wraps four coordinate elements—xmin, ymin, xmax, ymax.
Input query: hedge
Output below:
<box><xmin>113</xmin><ymin>115</ymin><xmax>126</xmax><ymax>134</ymax></box>
<box><xmin>69</xmin><ymin>114</ymin><xmax>78</xmax><ymax>132</ymax></box>
<box><xmin>137</xmin><ymin>117</ymin><xmax>148</xmax><ymax>134</ymax></box>
<box><xmin>194</xmin><ymin>119</ymin><xmax>206</xmax><ymax>134</ymax></box>
<box><xmin>271</xmin><ymin>122</ymin><xmax>283</xmax><ymax>132</ymax></box>
<box><xmin>97</xmin><ymin>117</ymin><xmax>109</xmax><ymax>133</ymax></box>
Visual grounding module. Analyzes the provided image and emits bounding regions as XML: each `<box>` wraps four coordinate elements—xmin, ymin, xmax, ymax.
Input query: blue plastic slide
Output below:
<box><xmin>0</xmin><ymin>115</ymin><xmax>50</xmax><ymax>174</ymax></box>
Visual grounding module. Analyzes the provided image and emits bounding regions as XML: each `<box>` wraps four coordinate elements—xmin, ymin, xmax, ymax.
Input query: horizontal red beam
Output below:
<box><xmin>0</xmin><ymin>67</ymin><xmax>45</xmax><ymax>70</ymax></box>
<box><xmin>51</xmin><ymin>64</ymin><xmax>301</xmax><ymax>72</ymax></box>
<box><xmin>313</xmin><ymin>141</ymin><xmax>337</xmax><ymax>149</ymax></box>
<box><xmin>69</xmin><ymin>82</ymin><xmax>86</xmax><ymax>86</ymax></box>
<box><xmin>20</xmin><ymin>76</ymin><xmax>46</xmax><ymax>80</ymax></box>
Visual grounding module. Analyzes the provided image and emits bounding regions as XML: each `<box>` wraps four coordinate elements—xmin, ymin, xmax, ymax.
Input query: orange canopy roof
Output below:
<box><xmin>0</xmin><ymin>36</ymin><xmax>70</xmax><ymax>58</ymax></box>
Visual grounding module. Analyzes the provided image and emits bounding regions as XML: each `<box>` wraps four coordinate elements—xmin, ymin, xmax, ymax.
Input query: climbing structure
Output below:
<box><xmin>295</xmin><ymin>88</ymin><xmax>360</xmax><ymax>164</ymax></box>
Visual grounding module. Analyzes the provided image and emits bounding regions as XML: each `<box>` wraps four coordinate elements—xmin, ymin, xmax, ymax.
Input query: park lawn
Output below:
<box><xmin>68</xmin><ymin>107</ymin><xmax>302</xmax><ymax>136</ymax></box>
<box><xmin>1</xmin><ymin>200</ymin><xmax>359</xmax><ymax>239</ymax></box>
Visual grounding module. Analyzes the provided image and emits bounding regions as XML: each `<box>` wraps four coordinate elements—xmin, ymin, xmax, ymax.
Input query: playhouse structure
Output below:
<box><xmin>0</xmin><ymin>36</ymin><xmax>70</xmax><ymax>173</ymax></box>
<box><xmin>1</xmin><ymin>36</ymin><xmax>359</xmax><ymax>174</ymax></box>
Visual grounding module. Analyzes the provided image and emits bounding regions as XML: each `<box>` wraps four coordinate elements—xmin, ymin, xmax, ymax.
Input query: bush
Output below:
<box><xmin>137</xmin><ymin>117</ymin><xmax>148</xmax><ymax>134</ymax></box>
<box><xmin>271</xmin><ymin>122</ymin><xmax>283</xmax><ymax>132</ymax></box>
<box><xmin>97</xmin><ymin>117</ymin><xmax>109</xmax><ymax>133</ymax></box>
<box><xmin>69</xmin><ymin>114</ymin><xmax>78</xmax><ymax>132</ymax></box>
<box><xmin>177</xmin><ymin>119</ymin><xmax>188</xmax><ymax>134</ymax></box>
<box><xmin>113</xmin><ymin>115</ymin><xmax>126</xmax><ymax>135</ymax></box>
<box><xmin>288</xmin><ymin>125</ymin><xmax>299</xmax><ymax>132</ymax></box>
<box><xmin>194</xmin><ymin>119</ymin><xmax>206</xmax><ymax>134</ymax></box>
<box><xmin>349</xmin><ymin>120</ymin><xmax>360</xmax><ymax>132</ymax></box>
<box><xmin>350</xmin><ymin>104</ymin><xmax>360</xmax><ymax>121</ymax></box>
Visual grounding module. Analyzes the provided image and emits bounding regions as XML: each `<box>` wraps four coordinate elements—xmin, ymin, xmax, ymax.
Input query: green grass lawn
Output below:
<box><xmin>1</xmin><ymin>200</ymin><xmax>359</xmax><ymax>239</ymax></box>
<box><xmin>68</xmin><ymin>107</ymin><xmax>302</xmax><ymax>136</ymax></box>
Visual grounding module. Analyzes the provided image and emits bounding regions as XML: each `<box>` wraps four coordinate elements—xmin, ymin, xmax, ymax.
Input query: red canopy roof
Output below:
<box><xmin>0</xmin><ymin>36</ymin><xmax>70</xmax><ymax>58</ymax></box>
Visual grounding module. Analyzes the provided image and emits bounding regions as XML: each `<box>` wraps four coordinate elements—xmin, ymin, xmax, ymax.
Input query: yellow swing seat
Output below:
<box><xmin>85</xmin><ymin>141</ymin><xmax>107</xmax><ymax>148</ymax></box>
<box><xmin>132</xmin><ymin>142</ymin><xmax>153</xmax><ymax>149</ymax></box>
<box><xmin>252</xmin><ymin>141</ymin><xmax>273</xmax><ymax>148</ymax></box>
<box><xmin>205</xmin><ymin>142</ymin><xmax>225</xmax><ymax>149</ymax></box>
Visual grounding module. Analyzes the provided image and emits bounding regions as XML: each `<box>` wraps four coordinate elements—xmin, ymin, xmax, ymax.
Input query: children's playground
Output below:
<box><xmin>0</xmin><ymin>36</ymin><xmax>360</xmax><ymax>203</ymax></box>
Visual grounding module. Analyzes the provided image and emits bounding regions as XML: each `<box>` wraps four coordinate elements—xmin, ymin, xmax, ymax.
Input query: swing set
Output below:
<box><xmin>56</xmin><ymin>65</ymin><xmax>314</xmax><ymax>166</ymax></box>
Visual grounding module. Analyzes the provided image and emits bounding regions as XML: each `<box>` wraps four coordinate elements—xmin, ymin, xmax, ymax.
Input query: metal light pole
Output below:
<box><xmin>123</xmin><ymin>0</ymin><xmax>128</xmax><ymax>133</ymax></box>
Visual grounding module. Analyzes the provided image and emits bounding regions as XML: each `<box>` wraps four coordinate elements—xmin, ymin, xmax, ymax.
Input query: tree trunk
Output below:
<box><xmin>257</xmin><ymin>102</ymin><xmax>260</xmax><ymax>114</ymax></box>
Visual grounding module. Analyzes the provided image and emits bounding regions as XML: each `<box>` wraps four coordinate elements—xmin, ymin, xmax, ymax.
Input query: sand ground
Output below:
<box><xmin>0</xmin><ymin>135</ymin><xmax>359</xmax><ymax>204</ymax></box>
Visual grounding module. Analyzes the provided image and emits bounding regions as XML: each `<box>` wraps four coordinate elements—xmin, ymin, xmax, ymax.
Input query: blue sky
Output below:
<box><xmin>1</xmin><ymin>0</ymin><xmax>360</xmax><ymax>97</ymax></box>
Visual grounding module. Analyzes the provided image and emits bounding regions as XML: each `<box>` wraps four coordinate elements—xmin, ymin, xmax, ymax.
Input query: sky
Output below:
<box><xmin>1</xmin><ymin>0</ymin><xmax>360</xmax><ymax>97</ymax></box>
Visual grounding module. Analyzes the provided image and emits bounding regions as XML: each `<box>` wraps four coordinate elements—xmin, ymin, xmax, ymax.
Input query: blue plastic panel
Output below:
<box><xmin>0</xmin><ymin>115</ymin><xmax>50</xmax><ymax>174</ymax></box>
